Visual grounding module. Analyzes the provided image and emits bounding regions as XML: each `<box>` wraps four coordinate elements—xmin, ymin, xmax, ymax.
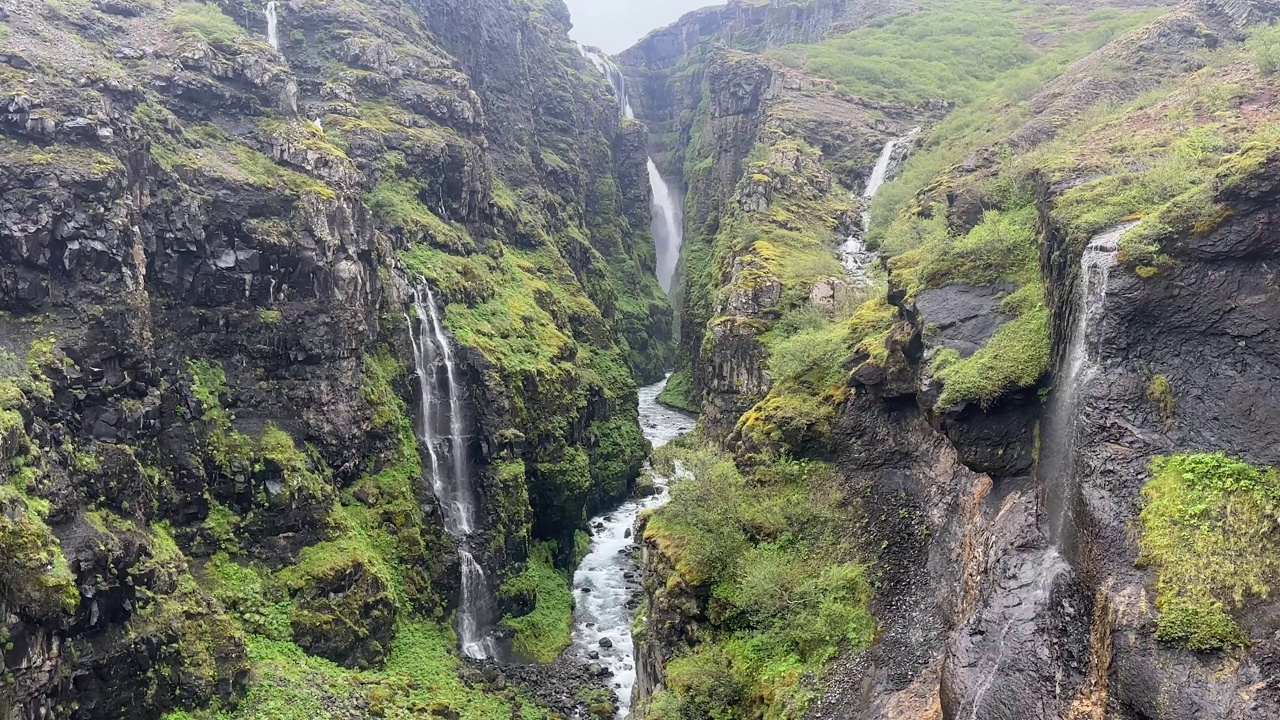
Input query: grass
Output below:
<box><xmin>170</xmin><ymin>2</ymin><xmax>245</xmax><ymax>47</ymax></box>
<box><xmin>1138</xmin><ymin>453</ymin><xmax>1280</xmax><ymax>651</ymax></box>
<box><xmin>499</xmin><ymin>541</ymin><xmax>575</xmax><ymax>663</ymax></box>
<box><xmin>214</xmin><ymin>624</ymin><xmax>549</xmax><ymax>720</ymax></box>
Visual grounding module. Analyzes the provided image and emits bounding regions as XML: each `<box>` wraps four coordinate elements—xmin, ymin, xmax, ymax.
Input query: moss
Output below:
<box><xmin>227</xmin><ymin>146</ymin><xmax>336</xmax><ymax>201</ymax></box>
<box><xmin>499</xmin><ymin>541</ymin><xmax>575</xmax><ymax>663</ymax></box>
<box><xmin>366</xmin><ymin>178</ymin><xmax>470</xmax><ymax>248</ymax></box>
<box><xmin>0</xmin><ymin>484</ymin><xmax>80</xmax><ymax>618</ymax></box>
<box><xmin>656</xmin><ymin>368</ymin><xmax>699</xmax><ymax>413</ymax></box>
<box><xmin>1147</xmin><ymin>375</ymin><xmax>1175</xmax><ymax>429</ymax></box>
<box><xmin>1138</xmin><ymin>453</ymin><xmax>1280</xmax><ymax>651</ymax></box>
<box><xmin>223</xmin><ymin>624</ymin><xmax>549</xmax><ymax>720</ymax></box>
<box><xmin>934</xmin><ymin>295</ymin><xmax>1050</xmax><ymax>409</ymax></box>
<box><xmin>189</xmin><ymin>359</ymin><xmax>254</xmax><ymax>473</ymax></box>
<box><xmin>257</xmin><ymin>309</ymin><xmax>283</xmax><ymax>325</ymax></box>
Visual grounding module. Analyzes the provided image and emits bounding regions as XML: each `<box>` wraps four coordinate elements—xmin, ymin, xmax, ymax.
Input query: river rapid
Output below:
<box><xmin>570</xmin><ymin>378</ymin><xmax>696</xmax><ymax>717</ymax></box>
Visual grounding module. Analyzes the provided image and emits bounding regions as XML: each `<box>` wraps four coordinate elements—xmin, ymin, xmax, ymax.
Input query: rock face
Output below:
<box><xmin>0</xmin><ymin>0</ymin><xmax>669</xmax><ymax>716</ymax></box>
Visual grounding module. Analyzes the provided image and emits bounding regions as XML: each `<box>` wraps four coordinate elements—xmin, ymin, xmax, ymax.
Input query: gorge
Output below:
<box><xmin>3</xmin><ymin>0</ymin><xmax>1280</xmax><ymax>719</ymax></box>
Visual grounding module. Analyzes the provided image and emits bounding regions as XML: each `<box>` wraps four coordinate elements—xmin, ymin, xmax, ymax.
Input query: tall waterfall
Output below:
<box><xmin>580</xmin><ymin>46</ymin><xmax>684</xmax><ymax>295</ymax></box>
<box><xmin>839</xmin><ymin>127</ymin><xmax>920</xmax><ymax>282</ymax></box>
<box><xmin>265</xmin><ymin>1</ymin><xmax>280</xmax><ymax>50</ymax></box>
<box><xmin>1041</xmin><ymin>220</ymin><xmax>1138</xmax><ymax>547</ymax></box>
<box><xmin>408</xmin><ymin>287</ymin><xmax>498</xmax><ymax>659</ymax></box>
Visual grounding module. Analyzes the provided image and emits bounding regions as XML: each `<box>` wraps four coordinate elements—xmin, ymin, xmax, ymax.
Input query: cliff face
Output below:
<box><xmin>0</xmin><ymin>0</ymin><xmax>666</xmax><ymax>716</ymax></box>
<box><xmin>626</xmin><ymin>0</ymin><xmax>1280</xmax><ymax>719</ymax></box>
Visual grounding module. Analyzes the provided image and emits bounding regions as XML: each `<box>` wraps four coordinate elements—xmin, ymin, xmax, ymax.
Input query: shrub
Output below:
<box><xmin>1247</xmin><ymin>22</ymin><xmax>1280</xmax><ymax>75</ymax></box>
<box><xmin>644</xmin><ymin>446</ymin><xmax>873</xmax><ymax>720</ymax></box>
<box><xmin>1138</xmin><ymin>453</ymin><xmax>1280</xmax><ymax>651</ymax></box>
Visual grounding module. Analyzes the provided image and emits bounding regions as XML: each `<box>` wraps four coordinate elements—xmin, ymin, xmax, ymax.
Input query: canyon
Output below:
<box><xmin>2</xmin><ymin>0</ymin><xmax>1280</xmax><ymax>719</ymax></box>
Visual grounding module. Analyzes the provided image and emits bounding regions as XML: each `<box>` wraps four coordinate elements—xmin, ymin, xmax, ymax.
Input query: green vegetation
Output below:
<box><xmin>218</xmin><ymin>624</ymin><xmax>550</xmax><ymax>720</ymax></box>
<box><xmin>736</xmin><ymin>297</ymin><xmax>897</xmax><ymax>455</ymax></box>
<box><xmin>932</xmin><ymin>295</ymin><xmax>1050</xmax><ymax>409</ymax></box>
<box><xmin>643</xmin><ymin>443</ymin><xmax>873</xmax><ymax>720</ymax></box>
<box><xmin>767</xmin><ymin>2</ymin><xmax>1036</xmax><ymax>105</ymax></box>
<box><xmin>656</xmin><ymin>368</ymin><xmax>699</xmax><ymax>413</ymax></box>
<box><xmin>1247</xmin><ymin>21</ymin><xmax>1280</xmax><ymax>74</ymax></box>
<box><xmin>170</xmin><ymin>2</ymin><xmax>245</xmax><ymax>47</ymax></box>
<box><xmin>500</xmin><ymin>541</ymin><xmax>575</xmax><ymax>662</ymax></box>
<box><xmin>1147</xmin><ymin>375</ymin><xmax>1175</xmax><ymax>429</ymax></box>
<box><xmin>1138</xmin><ymin>453</ymin><xmax>1280</xmax><ymax>651</ymax></box>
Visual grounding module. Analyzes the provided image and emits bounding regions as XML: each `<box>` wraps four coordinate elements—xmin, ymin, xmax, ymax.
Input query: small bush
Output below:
<box><xmin>1147</xmin><ymin>374</ymin><xmax>1175</xmax><ymax>429</ymax></box>
<box><xmin>1247</xmin><ymin>22</ymin><xmax>1280</xmax><ymax>75</ymax></box>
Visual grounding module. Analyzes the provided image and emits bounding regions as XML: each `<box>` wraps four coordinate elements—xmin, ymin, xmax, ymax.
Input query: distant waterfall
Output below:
<box><xmin>580</xmin><ymin>46</ymin><xmax>684</xmax><ymax>295</ymax></box>
<box><xmin>408</xmin><ymin>287</ymin><xmax>498</xmax><ymax>659</ymax></box>
<box><xmin>1041</xmin><ymin>221</ymin><xmax>1137</xmax><ymax>547</ymax></box>
<box><xmin>265</xmin><ymin>1</ymin><xmax>280</xmax><ymax>50</ymax></box>
<box><xmin>839</xmin><ymin>127</ymin><xmax>920</xmax><ymax>282</ymax></box>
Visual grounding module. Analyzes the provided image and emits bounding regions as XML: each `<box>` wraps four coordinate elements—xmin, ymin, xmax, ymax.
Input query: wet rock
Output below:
<box><xmin>598</xmin><ymin>637</ymin><xmax>613</xmax><ymax>649</ymax></box>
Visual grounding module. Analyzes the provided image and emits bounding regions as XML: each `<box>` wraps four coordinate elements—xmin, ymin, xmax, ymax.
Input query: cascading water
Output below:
<box><xmin>570</xmin><ymin>378</ymin><xmax>696</xmax><ymax>718</ymax></box>
<box><xmin>839</xmin><ymin>127</ymin><xmax>920</xmax><ymax>283</ymax></box>
<box><xmin>580</xmin><ymin>46</ymin><xmax>684</xmax><ymax>295</ymax></box>
<box><xmin>1041</xmin><ymin>220</ymin><xmax>1138</xmax><ymax>547</ymax></box>
<box><xmin>962</xmin><ymin>221</ymin><xmax>1137</xmax><ymax>718</ymax></box>
<box><xmin>265</xmin><ymin>1</ymin><xmax>280</xmax><ymax>50</ymax></box>
<box><xmin>408</xmin><ymin>287</ymin><xmax>498</xmax><ymax>659</ymax></box>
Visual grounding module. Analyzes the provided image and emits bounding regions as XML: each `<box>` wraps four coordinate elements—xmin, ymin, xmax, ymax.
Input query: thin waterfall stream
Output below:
<box><xmin>962</xmin><ymin>221</ymin><xmax>1137</xmax><ymax>717</ymax></box>
<box><xmin>408</xmin><ymin>287</ymin><xmax>499</xmax><ymax>659</ymax></box>
<box><xmin>265</xmin><ymin>1</ymin><xmax>279</xmax><ymax>50</ymax></box>
<box><xmin>580</xmin><ymin>46</ymin><xmax>684</xmax><ymax>295</ymax></box>
<box><xmin>570</xmin><ymin>378</ymin><xmax>695</xmax><ymax>717</ymax></box>
<box><xmin>839</xmin><ymin>127</ymin><xmax>919</xmax><ymax>283</ymax></box>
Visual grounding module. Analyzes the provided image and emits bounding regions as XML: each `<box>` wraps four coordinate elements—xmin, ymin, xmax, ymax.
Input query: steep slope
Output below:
<box><xmin>0</xmin><ymin>0</ymin><xmax>668</xmax><ymax>717</ymax></box>
<box><xmin>620</xmin><ymin>0</ymin><xmax>1280</xmax><ymax>719</ymax></box>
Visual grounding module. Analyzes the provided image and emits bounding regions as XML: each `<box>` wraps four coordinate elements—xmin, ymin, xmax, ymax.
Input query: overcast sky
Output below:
<box><xmin>564</xmin><ymin>0</ymin><xmax>719</xmax><ymax>54</ymax></box>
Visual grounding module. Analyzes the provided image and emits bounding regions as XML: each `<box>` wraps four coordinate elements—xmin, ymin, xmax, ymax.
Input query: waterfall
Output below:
<box><xmin>1041</xmin><ymin>220</ymin><xmax>1138</xmax><ymax>547</ymax></box>
<box><xmin>408</xmin><ymin>287</ymin><xmax>497</xmax><ymax>659</ymax></box>
<box><xmin>265</xmin><ymin>1</ymin><xmax>280</xmax><ymax>50</ymax></box>
<box><xmin>580</xmin><ymin>45</ymin><xmax>684</xmax><ymax>295</ymax></box>
<box><xmin>648</xmin><ymin>160</ymin><xmax>683</xmax><ymax>294</ymax></box>
<box><xmin>839</xmin><ymin>127</ymin><xmax>921</xmax><ymax>282</ymax></box>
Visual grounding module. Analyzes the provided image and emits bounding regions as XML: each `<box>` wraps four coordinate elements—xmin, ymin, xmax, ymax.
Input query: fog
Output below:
<box><xmin>564</xmin><ymin>0</ymin><xmax>719</xmax><ymax>54</ymax></box>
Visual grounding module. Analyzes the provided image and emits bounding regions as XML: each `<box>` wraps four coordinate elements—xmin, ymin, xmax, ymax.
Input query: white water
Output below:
<box><xmin>1042</xmin><ymin>220</ymin><xmax>1137</xmax><ymax>546</ymax></box>
<box><xmin>265</xmin><ymin>1</ymin><xmax>280</xmax><ymax>50</ymax></box>
<box><xmin>570</xmin><ymin>378</ymin><xmax>696</xmax><ymax>717</ymax></box>
<box><xmin>408</xmin><ymin>287</ymin><xmax>498</xmax><ymax>659</ymax></box>
<box><xmin>647</xmin><ymin>160</ymin><xmax>684</xmax><ymax>294</ymax></box>
<box><xmin>580</xmin><ymin>46</ymin><xmax>684</xmax><ymax>295</ymax></box>
<box><xmin>839</xmin><ymin>127</ymin><xmax>920</xmax><ymax>282</ymax></box>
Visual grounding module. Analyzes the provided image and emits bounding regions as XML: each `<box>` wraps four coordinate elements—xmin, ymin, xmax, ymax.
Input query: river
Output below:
<box><xmin>570</xmin><ymin>377</ymin><xmax>696</xmax><ymax>717</ymax></box>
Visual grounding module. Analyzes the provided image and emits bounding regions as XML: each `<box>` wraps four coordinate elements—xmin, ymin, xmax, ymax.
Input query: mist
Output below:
<box><xmin>564</xmin><ymin>0</ymin><xmax>720</xmax><ymax>54</ymax></box>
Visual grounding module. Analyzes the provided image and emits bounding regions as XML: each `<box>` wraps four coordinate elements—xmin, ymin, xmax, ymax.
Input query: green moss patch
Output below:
<box><xmin>499</xmin><ymin>541</ymin><xmax>575</xmax><ymax>663</ymax></box>
<box><xmin>1138</xmin><ymin>453</ymin><xmax>1280</xmax><ymax>651</ymax></box>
